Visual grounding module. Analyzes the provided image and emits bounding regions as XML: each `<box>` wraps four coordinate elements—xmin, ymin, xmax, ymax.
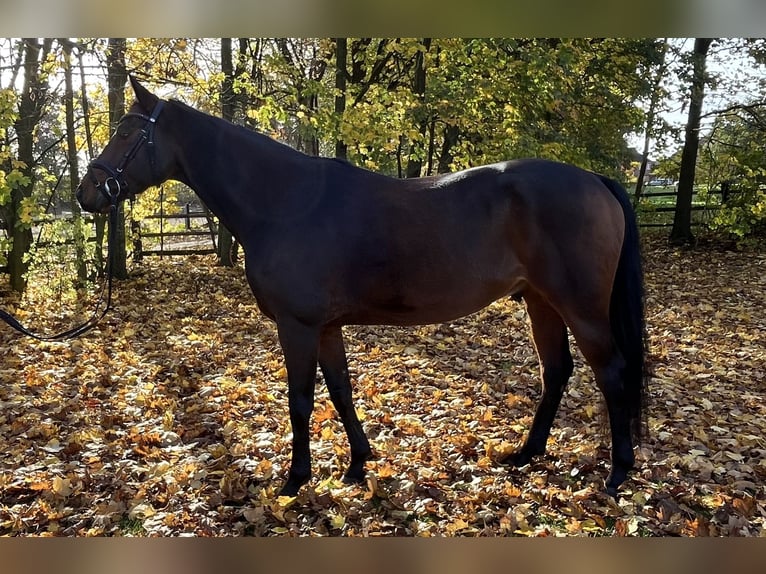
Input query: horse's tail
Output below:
<box><xmin>599</xmin><ymin>175</ymin><xmax>648</xmax><ymax>444</ymax></box>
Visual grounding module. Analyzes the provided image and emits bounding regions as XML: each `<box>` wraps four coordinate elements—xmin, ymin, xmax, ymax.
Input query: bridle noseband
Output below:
<box><xmin>88</xmin><ymin>99</ymin><xmax>165</xmax><ymax>204</ymax></box>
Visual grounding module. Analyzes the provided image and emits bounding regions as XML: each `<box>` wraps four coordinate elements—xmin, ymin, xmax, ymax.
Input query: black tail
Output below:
<box><xmin>599</xmin><ymin>175</ymin><xmax>648</xmax><ymax>444</ymax></box>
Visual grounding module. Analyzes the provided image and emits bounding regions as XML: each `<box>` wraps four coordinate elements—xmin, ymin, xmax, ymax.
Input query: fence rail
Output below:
<box><xmin>134</xmin><ymin>205</ymin><xmax>218</xmax><ymax>258</ymax></box>
<box><xmin>636</xmin><ymin>187</ymin><xmax>723</xmax><ymax>228</ymax></box>
<box><xmin>1</xmin><ymin>206</ymin><xmax>219</xmax><ymax>266</ymax></box>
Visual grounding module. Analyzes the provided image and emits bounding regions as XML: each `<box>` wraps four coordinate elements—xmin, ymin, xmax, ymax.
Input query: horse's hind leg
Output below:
<box><xmin>319</xmin><ymin>326</ymin><xmax>373</xmax><ymax>484</ymax></box>
<box><xmin>567</xmin><ymin>315</ymin><xmax>633</xmax><ymax>496</ymax></box>
<box><xmin>501</xmin><ymin>290</ymin><xmax>573</xmax><ymax>467</ymax></box>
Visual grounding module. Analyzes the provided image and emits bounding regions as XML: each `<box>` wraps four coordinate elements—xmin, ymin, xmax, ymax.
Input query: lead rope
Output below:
<box><xmin>0</xmin><ymin>201</ymin><xmax>118</xmax><ymax>341</ymax></box>
<box><xmin>1</xmin><ymin>76</ymin><xmax>117</xmax><ymax>341</ymax></box>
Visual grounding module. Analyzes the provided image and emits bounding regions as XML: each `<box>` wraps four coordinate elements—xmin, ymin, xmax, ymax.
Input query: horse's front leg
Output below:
<box><xmin>319</xmin><ymin>326</ymin><xmax>372</xmax><ymax>484</ymax></box>
<box><xmin>277</xmin><ymin>319</ymin><xmax>320</xmax><ymax>496</ymax></box>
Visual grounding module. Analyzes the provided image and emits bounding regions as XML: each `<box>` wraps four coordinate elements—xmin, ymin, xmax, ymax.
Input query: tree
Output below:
<box><xmin>334</xmin><ymin>38</ymin><xmax>348</xmax><ymax>160</ymax></box>
<box><xmin>404</xmin><ymin>39</ymin><xmax>432</xmax><ymax>178</ymax></box>
<box><xmin>670</xmin><ymin>38</ymin><xmax>714</xmax><ymax>246</ymax></box>
<box><xmin>697</xmin><ymin>109</ymin><xmax>766</xmax><ymax>241</ymax></box>
<box><xmin>273</xmin><ymin>38</ymin><xmax>331</xmax><ymax>156</ymax></box>
<box><xmin>105</xmin><ymin>38</ymin><xmax>129</xmax><ymax>279</ymax></box>
<box><xmin>61</xmin><ymin>38</ymin><xmax>88</xmax><ymax>283</ymax></box>
<box><xmin>217</xmin><ymin>37</ymin><xmax>238</xmax><ymax>267</ymax></box>
<box><xmin>634</xmin><ymin>39</ymin><xmax>672</xmax><ymax>205</ymax></box>
<box><xmin>6</xmin><ymin>38</ymin><xmax>53</xmax><ymax>292</ymax></box>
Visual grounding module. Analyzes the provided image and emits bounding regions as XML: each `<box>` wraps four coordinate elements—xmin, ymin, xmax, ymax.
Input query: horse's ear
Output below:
<box><xmin>129</xmin><ymin>75</ymin><xmax>159</xmax><ymax>112</ymax></box>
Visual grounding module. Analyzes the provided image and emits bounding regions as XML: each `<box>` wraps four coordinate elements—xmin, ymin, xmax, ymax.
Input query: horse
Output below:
<box><xmin>77</xmin><ymin>77</ymin><xmax>646</xmax><ymax>498</ymax></box>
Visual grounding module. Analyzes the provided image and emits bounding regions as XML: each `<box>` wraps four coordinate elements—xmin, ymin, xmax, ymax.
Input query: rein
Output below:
<box><xmin>0</xmin><ymin>202</ymin><xmax>118</xmax><ymax>341</ymax></box>
<box><xmin>0</xmin><ymin>100</ymin><xmax>166</xmax><ymax>342</ymax></box>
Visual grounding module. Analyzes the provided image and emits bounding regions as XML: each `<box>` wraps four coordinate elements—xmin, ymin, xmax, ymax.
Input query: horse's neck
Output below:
<box><xmin>173</xmin><ymin>114</ymin><xmax>312</xmax><ymax>236</ymax></box>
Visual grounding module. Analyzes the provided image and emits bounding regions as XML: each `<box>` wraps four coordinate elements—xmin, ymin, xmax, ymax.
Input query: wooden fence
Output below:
<box><xmin>636</xmin><ymin>187</ymin><xmax>723</xmax><ymax>228</ymax></box>
<box><xmin>133</xmin><ymin>204</ymin><xmax>218</xmax><ymax>259</ymax></box>
<box><xmin>0</xmin><ymin>204</ymin><xmax>219</xmax><ymax>272</ymax></box>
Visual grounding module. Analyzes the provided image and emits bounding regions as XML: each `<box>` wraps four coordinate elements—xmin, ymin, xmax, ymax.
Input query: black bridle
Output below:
<box><xmin>88</xmin><ymin>100</ymin><xmax>165</xmax><ymax>204</ymax></box>
<box><xmin>0</xmin><ymin>101</ymin><xmax>165</xmax><ymax>341</ymax></box>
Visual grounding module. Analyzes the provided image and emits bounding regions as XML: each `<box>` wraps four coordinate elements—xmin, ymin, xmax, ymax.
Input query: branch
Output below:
<box><xmin>702</xmin><ymin>101</ymin><xmax>766</xmax><ymax>121</ymax></box>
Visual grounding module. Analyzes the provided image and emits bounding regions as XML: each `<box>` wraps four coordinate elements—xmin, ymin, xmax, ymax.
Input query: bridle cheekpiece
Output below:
<box><xmin>88</xmin><ymin>99</ymin><xmax>165</xmax><ymax>206</ymax></box>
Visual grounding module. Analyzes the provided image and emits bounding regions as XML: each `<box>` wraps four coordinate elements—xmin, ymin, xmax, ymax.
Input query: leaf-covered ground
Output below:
<box><xmin>1</xmin><ymin>237</ymin><xmax>765</xmax><ymax>536</ymax></box>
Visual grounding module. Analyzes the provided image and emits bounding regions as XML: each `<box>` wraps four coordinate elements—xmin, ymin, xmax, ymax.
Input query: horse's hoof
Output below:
<box><xmin>342</xmin><ymin>452</ymin><xmax>373</xmax><ymax>484</ymax></box>
<box><xmin>605</xmin><ymin>467</ymin><xmax>630</xmax><ymax>498</ymax></box>
<box><xmin>279</xmin><ymin>474</ymin><xmax>310</xmax><ymax>496</ymax></box>
<box><xmin>499</xmin><ymin>449</ymin><xmax>538</xmax><ymax>468</ymax></box>
<box><xmin>342</xmin><ymin>471</ymin><xmax>366</xmax><ymax>485</ymax></box>
<box><xmin>342</xmin><ymin>463</ymin><xmax>368</xmax><ymax>485</ymax></box>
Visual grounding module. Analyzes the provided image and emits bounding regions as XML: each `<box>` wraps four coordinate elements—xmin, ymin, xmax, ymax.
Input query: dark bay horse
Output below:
<box><xmin>77</xmin><ymin>77</ymin><xmax>646</xmax><ymax>497</ymax></box>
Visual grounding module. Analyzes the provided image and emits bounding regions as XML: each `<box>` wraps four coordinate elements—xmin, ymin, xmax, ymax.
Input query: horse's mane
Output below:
<box><xmin>168</xmin><ymin>98</ymin><xmax>301</xmax><ymax>153</ymax></box>
<box><xmin>167</xmin><ymin>99</ymin><xmax>384</xmax><ymax>179</ymax></box>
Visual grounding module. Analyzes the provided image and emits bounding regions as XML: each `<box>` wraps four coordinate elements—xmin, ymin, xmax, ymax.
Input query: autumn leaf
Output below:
<box><xmin>52</xmin><ymin>477</ymin><xmax>73</xmax><ymax>498</ymax></box>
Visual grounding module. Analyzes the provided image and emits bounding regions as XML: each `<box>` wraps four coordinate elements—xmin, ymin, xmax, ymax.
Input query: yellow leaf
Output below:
<box><xmin>377</xmin><ymin>461</ymin><xmax>396</xmax><ymax>478</ymax></box>
<box><xmin>450</xmin><ymin>518</ymin><xmax>469</xmax><ymax>531</ymax></box>
<box><xmin>329</xmin><ymin>513</ymin><xmax>346</xmax><ymax>529</ymax></box>
<box><xmin>276</xmin><ymin>495</ymin><xmax>297</xmax><ymax>507</ymax></box>
<box><xmin>52</xmin><ymin>476</ymin><xmax>73</xmax><ymax>497</ymax></box>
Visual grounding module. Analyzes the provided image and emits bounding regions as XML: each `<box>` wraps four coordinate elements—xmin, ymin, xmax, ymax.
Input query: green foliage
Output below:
<box><xmin>310</xmin><ymin>38</ymin><xmax>654</xmax><ymax>178</ymax></box>
<box><xmin>710</xmin><ymin>187</ymin><xmax>766</xmax><ymax>241</ymax></box>
<box><xmin>698</xmin><ymin>113</ymin><xmax>766</xmax><ymax>243</ymax></box>
<box><xmin>0</xmin><ymin>89</ymin><xmax>21</xmax><ymax>207</ymax></box>
<box><xmin>0</xmin><ymin>88</ymin><xmax>20</xmax><ymax>266</ymax></box>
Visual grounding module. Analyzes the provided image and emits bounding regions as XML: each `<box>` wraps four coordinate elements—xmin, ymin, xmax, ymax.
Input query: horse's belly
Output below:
<box><xmin>347</xmin><ymin>272</ymin><xmax>526</xmax><ymax>327</ymax></box>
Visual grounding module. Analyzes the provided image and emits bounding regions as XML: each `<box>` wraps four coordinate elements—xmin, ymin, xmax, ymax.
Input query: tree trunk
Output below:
<box><xmin>298</xmin><ymin>92</ymin><xmax>320</xmax><ymax>156</ymax></box>
<box><xmin>634</xmin><ymin>40</ymin><xmax>669</xmax><ymax>206</ymax></box>
<box><xmin>105</xmin><ymin>38</ymin><xmax>129</xmax><ymax>278</ymax></box>
<box><xmin>8</xmin><ymin>38</ymin><xmax>52</xmax><ymax>293</ymax></box>
<box><xmin>334</xmin><ymin>38</ymin><xmax>348</xmax><ymax>160</ymax></box>
<box><xmin>670</xmin><ymin>38</ymin><xmax>713</xmax><ymax>246</ymax></box>
<box><xmin>216</xmin><ymin>37</ymin><xmax>237</xmax><ymax>267</ymax></box>
<box><xmin>405</xmin><ymin>39</ymin><xmax>431</xmax><ymax>178</ymax></box>
<box><xmin>78</xmin><ymin>40</ymin><xmax>102</xmax><ymax>275</ymax></box>
<box><xmin>437</xmin><ymin>124</ymin><xmax>460</xmax><ymax>174</ymax></box>
<box><xmin>62</xmin><ymin>39</ymin><xmax>88</xmax><ymax>283</ymax></box>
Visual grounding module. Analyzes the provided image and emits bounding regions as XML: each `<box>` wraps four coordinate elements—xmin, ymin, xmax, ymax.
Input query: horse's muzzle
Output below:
<box><xmin>76</xmin><ymin>181</ymin><xmax>110</xmax><ymax>214</ymax></box>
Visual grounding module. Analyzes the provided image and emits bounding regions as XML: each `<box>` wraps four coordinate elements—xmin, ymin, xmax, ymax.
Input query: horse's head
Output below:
<box><xmin>77</xmin><ymin>76</ymin><xmax>174</xmax><ymax>213</ymax></box>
